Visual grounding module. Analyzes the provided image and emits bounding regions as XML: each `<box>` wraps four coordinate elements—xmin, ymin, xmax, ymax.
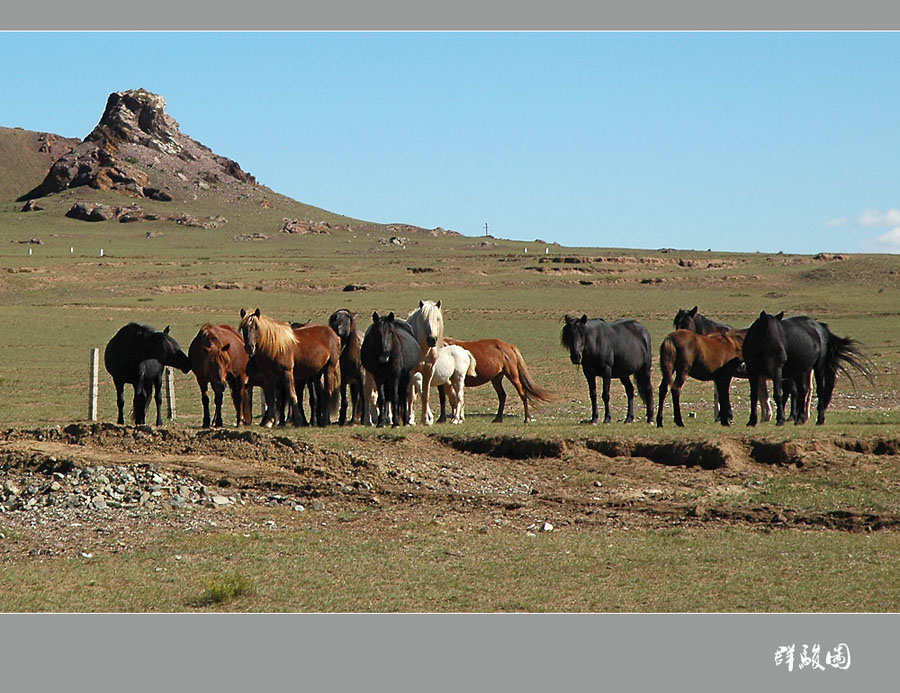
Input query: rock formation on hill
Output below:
<box><xmin>24</xmin><ymin>89</ymin><xmax>257</xmax><ymax>203</ymax></box>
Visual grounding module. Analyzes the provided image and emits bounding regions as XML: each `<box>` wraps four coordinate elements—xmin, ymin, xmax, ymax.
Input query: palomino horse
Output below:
<box><xmin>405</xmin><ymin>300</ymin><xmax>445</xmax><ymax>426</ymax></box>
<box><xmin>361</xmin><ymin>312</ymin><xmax>422</xmax><ymax>427</ymax></box>
<box><xmin>743</xmin><ymin>311</ymin><xmax>873</xmax><ymax>426</ymax></box>
<box><xmin>104</xmin><ymin>322</ymin><xmax>192</xmax><ymax>426</ymax></box>
<box><xmin>560</xmin><ymin>314</ymin><xmax>653</xmax><ymax>424</ymax></box>
<box><xmin>328</xmin><ymin>309</ymin><xmax>367</xmax><ymax>425</ymax></box>
<box><xmin>443</xmin><ymin>337</ymin><xmax>552</xmax><ymax>423</ymax></box>
<box><xmin>673</xmin><ymin>306</ymin><xmax>774</xmax><ymax>422</ymax></box>
<box><xmin>656</xmin><ymin>329</ymin><xmax>744</xmax><ymax>428</ymax></box>
<box><xmin>189</xmin><ymin>324</ymin><xmax>251</xmax><ymax>427</ymax></box>
<box><xmin>239</xmin><ymin>308</ymin><xmax>302</xmax><ymax>427</ymax></box>
<box><xmin>409</xmin><ymin>344</ymin><xmax>477</xmax><ymax>424</ymax></box>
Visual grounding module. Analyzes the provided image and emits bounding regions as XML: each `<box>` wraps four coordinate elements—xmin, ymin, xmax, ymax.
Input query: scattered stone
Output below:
<box><xmin>211</xmin><ymin>495</ymin><xmax>232</xmax><ymax>506</ymax></box>
<box><xmin>541</xmin><ymin>522</ymin><xmax>554</xmax><ymax>532</ymax></box>
<box><xmin>20</xmin><ymin>200</ymin><xmax>44</xmax><ymax>212</ymax></box>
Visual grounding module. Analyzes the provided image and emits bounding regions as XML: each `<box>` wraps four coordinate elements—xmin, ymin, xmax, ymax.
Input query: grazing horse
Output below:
<box><xmin>444</xmin><ymin>337</ymin><xmax>552</xmax><ymax>423</ymax></box>
<box><xmin>560</xmin><ymin>314</ymin><xmax>653</xmax><ymax>424</ymax></box>
<box><xmin>742</xmin><ymin>311</ymin><xmax>873</xmax><ymax>426</ymax></box>
<box><xmin>239</xmin><ymin>308</ymin><xmax>302</xmax><ymax>427</ymax></box>
<box><xmin>673</xmin><ymin>305</ymin><xmax>774</xmax><ymax>422</ymax></box>
<box><xmin>189</xmin><ymin>324</ymin><xmax>251</xmax><ymax>428</ymax></box>
<box><xmin>656</xmin><ymin>329</ymin><xmax>745</xmax><ymax>428</ymax></box>
<box><xmin>409</xmin><ymin>344</ymin><xmax>478</xmax><ymax>424</ymax></box>
<box><xmin>104</xmin><ymin>322</ymin><xmax>192</xmax><ymax>426</ymax></box>
<box><xmin>406</xmin><ymin>300</ymin><xmax>445</xmax><ymax>426</ymax></box>
<box><xmin>291</xmin><ymin>323</ymin><xmax>342</xmax><ymax>427</ymax></box>
<box><xmin>328</xmin><ymin>309</ymin><xmax>367</xmax><ymax>425</ymax></box>
<box><xmin>360</xmin><ymin>312</ymin><xmax>422</xmax><ymax>427</ymax></box>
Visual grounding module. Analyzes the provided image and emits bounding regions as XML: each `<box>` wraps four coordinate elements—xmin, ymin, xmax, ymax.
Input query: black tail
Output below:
<box><xmin>821</xmin><ymin>329</ymin><xmax>875</xmax><ymax>412</ymax></box>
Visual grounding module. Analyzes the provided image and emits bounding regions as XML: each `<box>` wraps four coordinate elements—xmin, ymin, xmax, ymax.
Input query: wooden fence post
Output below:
<box><xmin>165</xmin><ymin>367</ymin><xmax>176</xmax><ymax>421</ymax></box>
<box><xmin>89</xmin><ymin>348</ymin><xmax>99</xmax><ymax>421</ymax></box>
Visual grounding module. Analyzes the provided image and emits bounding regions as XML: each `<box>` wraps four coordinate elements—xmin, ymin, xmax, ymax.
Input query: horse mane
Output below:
<box><xmin>240</xmin><ymin>311</ymin><xmax>298</xmax><ymax>357</ymax></box>
<box><xmin>408</xmin><ymin>300</ymin><xmax>444</xmax><ymax>346</ymax></box>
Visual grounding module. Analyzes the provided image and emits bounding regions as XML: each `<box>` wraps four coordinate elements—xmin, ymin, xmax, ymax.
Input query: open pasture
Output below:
<box><xmin>1</xmin><ymin>190</ymin><xmax>900</xmax><ymax>611</ymax></box>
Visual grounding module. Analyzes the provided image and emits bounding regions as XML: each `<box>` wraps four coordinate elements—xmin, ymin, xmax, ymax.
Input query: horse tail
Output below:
<box><xmin>466</xmin><ymin>352</ymin><xmax>478</xmax><ymax>378</ymax></box>
<box><xmin>658</xmin><ymin>335</ymin><xmax>676</xmax><ymax>386</ymax></box>
<box><xmin>513</xmin><ymin>346</ymin><xmax>553</xmax><ymax>405</ymax></box>
<box><xmin>824</xmin><ymin>328</ymin><xmax>874</xmax><ymax>387</ymax></box>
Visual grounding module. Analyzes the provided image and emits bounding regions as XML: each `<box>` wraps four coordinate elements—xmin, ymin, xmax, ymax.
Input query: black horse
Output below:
<box><xmin>742</xmin><ymin>311</ymin><xmax>873</xmax><ymax>426</ymax></box>
<box><xmin>329</xmin><ymin>309</ymin><xmax>367</xmax><ymax>425</ymax></box>
<box><xmin>560</xmin><ymin>314</ymin><xmax>654</xmax><ymax>424</ymax></box>
<box><xmin>104</xmin><ymin>323</ymin><xmax>192</xmax><ymax>426</ymax></box>
<box><xmin>360</xmin><ymin>312</ymin><xmax>421</xmax><ymax>428</ymax></box>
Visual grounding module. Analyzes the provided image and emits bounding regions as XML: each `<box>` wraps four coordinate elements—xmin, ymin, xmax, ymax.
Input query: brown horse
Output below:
<box><xmin>328</xmin><ymin>309</ymin><xmax>367</xmax><ymax>425</ymax></box>
<box><xmin>291</xmin><ymin>323</ymin><xmax>342</xmax><ymax>427</ymax></box>
<box><xmin>239</xmin><ymin>308</ymin><xmax>303</xmax><ymax>427</ymax></box>
<box><xmin>189</xmin><ymin>324</ymin><xmax>251</xmax><ymax>428</ymax></box>
<box><xmin>443</xmin><ymin>337</ymin><xmax>552</xmax><ymax>422</ymax></box>
<box><xmin>656</xmin><ymin>329</ymin><xmax>745</xmax><ymax>428</ymax></box>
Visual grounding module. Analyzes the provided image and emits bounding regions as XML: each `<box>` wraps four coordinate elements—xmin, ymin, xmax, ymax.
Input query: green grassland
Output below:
<box><xmin>2</xmin><ymin>186</ymin><xmax>900</xmax><ymax>612</ymax></box>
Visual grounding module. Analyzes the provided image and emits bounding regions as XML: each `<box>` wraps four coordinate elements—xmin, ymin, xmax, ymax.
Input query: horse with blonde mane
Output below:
<box><xmin>406</xmin><ymin>300</ymin><xmax>445</xmax><ymax>426</ymax></box>
<box><xmin>239</xmin><ymin>308</ymin><xmax>302</xmax><ymax>427</ymax></box>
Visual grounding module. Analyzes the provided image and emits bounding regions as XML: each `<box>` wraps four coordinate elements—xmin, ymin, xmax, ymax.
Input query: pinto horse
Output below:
<box><xmin>360</xmin><ymin>312</ymin><xmax>421</xmax><ymax>427</ymax></box>
<box><xmin>656</xmin><ymin>329</ymin><xmax>745</xmax><ymax>428</ymax></box>
<box><xmin>743</xmin><ymin>311</ymin><xmax>873</xmax><ymax>426</ymax></box>
<box><xmin>328</xmin><ymin>309</ymin><xmax>367</xmax><ymax>425</ymax></box>
<box><xmin>104</xmin><ymin>322</ymin><xmax>192</xmax><ymax>426</ymax></box>
<box><xmin>189</xmin><ymin>324</ymin><xmax>251</xmax><ymax>428</ymax></box>
<box><xmin>405</xmin><ymin>300</ymin><xmax>445</xmax><ymax>426</ymax></box>
<box><xmin>560</xmin><ymin>314</ymin><xmax>653</xmax><ymax>424</ymax></box>
<box><xmin>239</xmin><ymin>308</ymin><xmax>302</xmax><ymax>427</ymax></box>
<box><xmin>673</xmin><ymin>306</ymin><xmax>774</xmax><ymax>422</ymax></box>
<box><xmin>443</xmin><ymin>337</ymin><xmax>552</xmax><ymax>423</ymax></box>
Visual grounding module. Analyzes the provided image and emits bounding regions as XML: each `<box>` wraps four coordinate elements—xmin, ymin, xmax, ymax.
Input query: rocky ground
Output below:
<box><xmin>2</xmin><ymin>422</ymin><xmax>900</xmax><ymax>562</ymax></box>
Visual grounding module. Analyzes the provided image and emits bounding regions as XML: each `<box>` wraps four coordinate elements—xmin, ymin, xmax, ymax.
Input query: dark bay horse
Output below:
<box><xmin>656</xmin><ymin>329</ymin><xmax>744</xmax><ymax>427</ymax></box>
<box><xmin>443</xmin><ymin>337</ymin><xmax>552</xmax><ymax>423</ymax></box>
<box><xmin>291</xmin><ymin>323</ymin><xmax>342</xmax><ymax>427</ymax></box>
<box><xmin>104</xmin><ymin>322</ymin><xmax>192</xmax><ymax>426</ymax></box>
<box><xmin>329</xmin><ymin>309</ymin><xmax>367</xmax><ymax>425</ymax></box>
<box><xmin>742</xmin><ymin>311</ymin><xmax>873</xmax><ymax>426</ymax></box>
<box><xmin>560</xmin><ymin>314</ymin><xmax>653</xmax><ymax>424</ymax></box>
<box><xmin>189</xmin><ymin>324</ymin><xmax>251</xmax><ymax>428</ymax></box>
<box><xmin>360</xmin><ymin>312</ymin><xmax>421</xmax><ymax>427</ymax></box>
<box><xmin>240</xmin><ymin>308</ymin><xmax>303</xmax><ymax>427</ymax></box>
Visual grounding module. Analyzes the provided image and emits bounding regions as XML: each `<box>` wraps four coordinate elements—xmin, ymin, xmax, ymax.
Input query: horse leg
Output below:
<box><xmin>420</xmin><ymin>364</ymin><xmax>435</xmax><ymax>426</ymax></box>
<box><xmin>620</xmin><ymin>376</ymin><xmax>636</xmax><ymax>423</ymax></box>
<box><xmin>712</xmin><ymin>385</ymin><xmax>720</xmax><ymax>422</ymax></box>
<box><xmin>793</xmin><ymin>375</ymin><xmax>810</xmax><ymax>425</ymax></box>
<box><xmin>671</xmin><ymin>371</ymin><xmax>687</xmax><ymax>428</ymax></box>
<box><xmin>153</xmin><ymin>375</ymin><xmax>164</xmax><ymax>426</ymax></box>
<box><xmin>772</xmin><ymin>368</ymin><xmax>786</xmax><ymax>426</ymax></box>
<box><xmin>390</xmin><ymin>376</ymin><xmax>401</xmax><ymax>428</ymax></box>
<box><xmin>197</xmin><ymin>377</ymin><xmax>212</xmax><ymax>428</ymax></box>
<box><xmin>212</xmin><ymin>382</ymin><xmax>226</xmax><ymax>427</ymax></box>
<box><xmin>656</xmin><ymin>371</ymin><xmax>671</xmax><ymax>428</ymax></box>
<box><xmin>601</xmin><ymin>370</ymin><xmax>612</xmax><ymax>424</ymax></box>
<box><xmin>637</xmin><ymin>363</ymin><xmax>654</xmax><ymax>424</ymax></box>
<box><xmin>114</xmin><ymin>379</ymin><xmax>127</xmax><ymax>425</ymax></box>
<box><xmin>715</xmin><ymin>375</ymin><xmax>733</xmax><ymax>426</ymax></box>
<box><xmin>437</xmin><ymin>385</ymin><xmax>449</xmax><ymax>424</ymax></box>
<box><xmin>506</xmin><ymin>369</ymin><xmax>532</xmax><ymax>423</ymax></box>
<box><xmin>760</xmin><ymin>378</ymin><xmax>773</xmax><ymax>422</ymax></box>
<box><xmin>583</xmin><ymin>373</ymin><xmax>599</xmax><ymax>424</ymax></box>
<box><xmin>491</xmin><ymin>375</ymin><xmax>507</xmax><ymax>423</ymax></box>
<box><xmin>747</xmin><ymin>372</ymin><xmax>760</xmax><ymax>427</ymax></box>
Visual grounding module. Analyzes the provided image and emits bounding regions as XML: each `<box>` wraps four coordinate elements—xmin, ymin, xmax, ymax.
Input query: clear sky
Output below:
<box><xmin>3</xmin><ymin>31</ymin><xmax>900</xmax><ymax>254</ymax></box>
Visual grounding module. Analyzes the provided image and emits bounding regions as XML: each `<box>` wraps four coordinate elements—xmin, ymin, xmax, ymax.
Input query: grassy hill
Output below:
<box><xmin>0</xmin><ymin>126</ymin><xmax>79</xmax><ymax>203</ymax></box>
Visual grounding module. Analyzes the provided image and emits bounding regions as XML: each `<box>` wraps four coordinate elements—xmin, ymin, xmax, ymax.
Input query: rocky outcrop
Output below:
<box><xmin>28</xmin><ymin>89</ymin><xmax>256</xmax><ymax>201</ymax></box>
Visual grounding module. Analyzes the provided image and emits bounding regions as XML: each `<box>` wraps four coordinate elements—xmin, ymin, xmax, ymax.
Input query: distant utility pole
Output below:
<box><xmin>484</xmin><ymin>222</ymin><xmax>489</xmax><ymax>237</ymax></box>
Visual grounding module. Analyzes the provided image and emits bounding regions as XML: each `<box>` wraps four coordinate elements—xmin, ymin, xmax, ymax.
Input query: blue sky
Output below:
<box><xmin>3</xmin><ymin>31</ymin><xmax>900</xmax><ymax>253</ymax></box>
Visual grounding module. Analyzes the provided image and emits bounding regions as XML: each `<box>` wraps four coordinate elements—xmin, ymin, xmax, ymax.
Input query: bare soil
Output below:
<box><xmin>2</xmin><ymin>423</ymin><xmax>899</xmax><ymax>561</ymax></box>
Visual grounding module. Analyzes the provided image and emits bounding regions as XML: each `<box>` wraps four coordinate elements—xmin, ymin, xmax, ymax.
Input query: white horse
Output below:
<box><xmin>405</xmin><ymin>300</ymin><xmax>444</xmax><ymax>426</ymax></box>
<box><xmin>409</xmin><ymin>344</ymin><xmax>477</xmax><ymax>424</ymax></box>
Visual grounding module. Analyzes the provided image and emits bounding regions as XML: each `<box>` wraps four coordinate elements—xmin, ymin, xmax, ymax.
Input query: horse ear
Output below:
<box><xmin>436</xmin><ymin>300</ymin><xmax>442</xmax><ymax>309</ymax></box>
<box><xmin>419</xmin><ymin>300</ymin><xmax>424</xmax><ymax>308</ymax></box>
<box><xmin>372</xmin><ymin>311</ymin><xmax>380</xmax><ymax>323</ymax></box>
<box><xmin>253</xmin><ymin>308</ymin><xmax>261</xmax><ymax>318</ymax></box>
<box><xmin>164</xmin><ymin>325</ymin><xmax>170</xmax><ymax>334</ymax></box>
<box><xmin>240</xmin><ymin>308</ymin><xmax>247</xmax><ymax>319</ymax></box>
<box><xmin>690</xmin><ymin>306</ymin><xmax>698</xmax><ymax>316</ymax></box>
<box><xmin>580</xmin><ymin>314</ymin><xmax>588</xmax><ymax>324</ymax></box>
<box><xmin>387</xmin><ymin>312</ymin><xmax>395</xmax><ymax>321</ymax></box>
<box><xmin>776</xmin><ymin>311</ymin><xmax>785</xmax><ymax>320</ymax></box>
<box><xmin>759</xmin><ymin>310</ymin><xmax>768</xmax><ymax>320</ymax></box>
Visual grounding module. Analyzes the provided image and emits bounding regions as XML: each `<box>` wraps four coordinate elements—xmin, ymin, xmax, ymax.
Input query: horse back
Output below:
<box><xmin>292</xmin><ymin>324</ymin><xmax>342</xmax><ymax>378</ymax></box>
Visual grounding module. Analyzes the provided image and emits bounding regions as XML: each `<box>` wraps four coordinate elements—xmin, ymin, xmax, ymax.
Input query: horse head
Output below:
<box><xmin>329</xmin><ymin>309</ymin><xmax>356</xmax><ymax>342</ymax></box>
<box><xmin>561</xmin><ymin>314</ymin><xmax>589</xmax><ymax>365</ymax></box>
<box><xmin>414</xmin><ymin>300</ymin><xmax>444</xmax><ymax>348</ymax></box>
<box><xmin>371</xmin><ymin>311</ymin><xmax>397</xmax><ymax>363</ymax></box>
<box><xmin>156</xmin><ymin>326</ymin><xmax>192</xmax><ymax>373</ymax></box>
<box><xmin>673</xmin><ymin>306</ymin><xmax>699</xmax><ymax>331</ymax></box>
<box><xmin>239</xmin><ymin>308</ymin><xmax>262</xmax><ymax>358</ymax></box>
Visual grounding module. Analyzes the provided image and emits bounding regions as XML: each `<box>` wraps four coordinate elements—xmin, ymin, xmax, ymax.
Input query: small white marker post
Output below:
<box><xmin>28</xmin><ymin>248</ymin><xmax>32</xmax><ymax>256</ymax></box>
<box><xmin>99</xmin><ymin>248</ymin><xmax>104</xmax><ymax>257</ymax></box>
<box><xmin>165</xmin><ymin>367</ymin><xmax>176</xmax><ymax>421</ymax></box>
<box><xmin>88</xmin><ymin>348</ymin><xmax>99</xmax><ymax>421</ymax></box>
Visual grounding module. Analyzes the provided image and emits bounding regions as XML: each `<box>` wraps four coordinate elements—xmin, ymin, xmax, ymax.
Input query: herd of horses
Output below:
<box><xmin>103</xmin><ymin>301</ymin><xmax>873</xmax><ymax>431</ymax></box>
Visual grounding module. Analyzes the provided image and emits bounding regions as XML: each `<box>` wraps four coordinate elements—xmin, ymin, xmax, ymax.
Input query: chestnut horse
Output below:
<box><xmin>291</xmin><ymin>323</ymin><xmax>342</xmax><ymax>427</ymax></box>
<box><xmin>443</xmin><ymin>337</ymin><xmax>552</xmax><ymax>423</ymax></box>
<box><xmin>239</xmin><ymin>308</ymin><xmax>302</xmax><ymax>427</ymax></box>
<box><xmin>656</xmin><ymin>329</ymin><xmax>745</xmax><ymax>428</ymax></box>
<box><xmin>189</xmin><ymin>324</ymin><xmax>251</xmax><ymax>428</ymax></box>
